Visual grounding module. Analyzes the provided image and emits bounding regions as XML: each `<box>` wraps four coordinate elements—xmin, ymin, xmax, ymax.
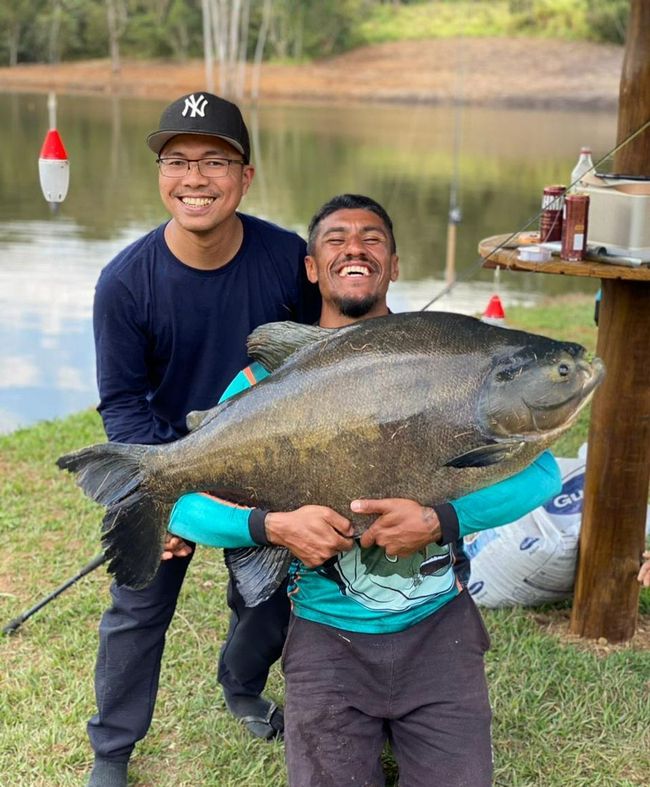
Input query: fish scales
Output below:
<box><xmin>57</xmin><ymin>311</ymin><xmax>604</xmax><ymax>594</ymax></box>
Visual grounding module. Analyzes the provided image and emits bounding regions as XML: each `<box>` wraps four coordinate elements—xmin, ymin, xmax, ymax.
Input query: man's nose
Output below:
<box><xmin>183</xmin><ymin>161</ymin><xmax>209</xmax><ymax>181</ymax></box>
<box><xmin>344</xmin><ymin>235</ymin><xmax>366</xmax><ymax>256</ymax></box>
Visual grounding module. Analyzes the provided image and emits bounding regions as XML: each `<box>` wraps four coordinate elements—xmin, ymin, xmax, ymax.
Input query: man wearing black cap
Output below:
<box><xmin>87</xmin><ymin>92</ymin><xmax>320</xmax><ymax>786</ymax></box>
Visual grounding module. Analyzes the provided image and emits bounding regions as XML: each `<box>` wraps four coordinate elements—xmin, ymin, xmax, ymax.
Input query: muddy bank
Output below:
<box><xmin>0</xmin><ymin>38</ymin><xmax>622</xmax><ymax>110</ymax></box>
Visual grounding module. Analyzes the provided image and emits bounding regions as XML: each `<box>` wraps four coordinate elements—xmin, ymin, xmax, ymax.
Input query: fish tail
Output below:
<box><xmin>57</xmin><ymin>442</ymin><xmax>149</xmax><ymax>507</ymax></box>
<box><xmin>225</xmin><ymin>546</ymin><xmax>294</xmax><ymax>607</ymax></box>
<box><xmin>101</xmin><ymin>493</ymin><xmax>170</xmax><ymax>589</ymax></box>
<box><xmin>57</xmin><ymin>442</ymin><xmax>166</xmax><ymax>589</ymax></box>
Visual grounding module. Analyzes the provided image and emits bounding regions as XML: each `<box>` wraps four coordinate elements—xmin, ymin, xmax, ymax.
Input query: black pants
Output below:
<box><xmin>283</xmin><ymin>591</ymin><xmax>493</xmax><ymax>787</ymax></box>
<box><xmin>88</xmin><ymin>550</ymin><xmax>290</xmax><ymax>760</ymax></box>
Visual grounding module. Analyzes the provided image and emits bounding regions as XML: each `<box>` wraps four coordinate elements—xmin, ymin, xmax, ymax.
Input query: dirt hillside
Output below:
<box><xmin>0</xmin><ymin>38</ymin><xmax>623</xmax><ymax>109</ymax></box>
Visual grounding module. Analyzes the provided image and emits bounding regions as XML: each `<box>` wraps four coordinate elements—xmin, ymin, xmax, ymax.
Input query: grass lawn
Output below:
<box><xmin>0</xmin><ymin>295</ymin><xmax>648</xmax><ymax>786</ymax></box>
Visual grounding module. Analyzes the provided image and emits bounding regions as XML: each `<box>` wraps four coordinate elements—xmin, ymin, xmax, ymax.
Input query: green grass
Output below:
<box><xmin>1</xmin><ymin>296</ymin><xmax>648</xmax><ymax>785</ymax></box>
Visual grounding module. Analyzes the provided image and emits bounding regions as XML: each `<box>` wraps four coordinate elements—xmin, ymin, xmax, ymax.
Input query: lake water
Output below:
<box><xmin>0</xmin><ymin>92</ymin><xmax>615</xmax><ymax>435</ymax></box>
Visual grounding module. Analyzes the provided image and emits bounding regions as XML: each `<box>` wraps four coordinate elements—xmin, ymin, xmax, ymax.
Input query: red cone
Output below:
<box><xmin>481</xmin><ymin>294</ymin><xmax>506</xmax><ymax>324</ymax></box>
<box><xmin>39</xmin><ymin>128</ymin><xmax>68</xmax><ymax>160</ymax></box>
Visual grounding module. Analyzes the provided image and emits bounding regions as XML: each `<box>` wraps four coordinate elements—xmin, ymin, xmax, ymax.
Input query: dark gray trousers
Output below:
<box><xmin>283</xmin><ymin>591</ymin><xmax>493</xmax><ymax>787</ymax></box>
<box><xmin>88</xmin><ymin>550</ymin><xmax>289</xmax><ymax>760</ymax></box>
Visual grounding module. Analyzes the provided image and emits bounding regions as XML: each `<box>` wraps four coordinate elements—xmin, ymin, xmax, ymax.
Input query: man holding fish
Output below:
<box><xmin>164</xmin><ymin>193</ymin><xmax>569</xmax><ymax>786</ymax></box>
<box><xmin>85</xmin><ymin>92</ymin><xmax>320</xmax><ymax>786</ymax></box>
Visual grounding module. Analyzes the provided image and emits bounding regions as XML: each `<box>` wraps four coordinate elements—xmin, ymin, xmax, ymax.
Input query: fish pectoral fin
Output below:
<box><xmin>247</xmin><ymin>322</ymin><xmax>335</xmax><ymax>372</ymax></box>
<box><xmin>224</xmin><ymin>545</ymin><xmax>293</xmax><ymax>607</ymax></box>
<box><xmin>445</xmin><ymin>441</ymin><xmax>525</xmax><ymax>468</ymax></box>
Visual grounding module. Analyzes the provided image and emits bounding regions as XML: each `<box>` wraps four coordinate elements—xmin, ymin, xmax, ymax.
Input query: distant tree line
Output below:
<box><xmin>0</xmin><ymin>0</ymin><xmax>629</xmax><ymax>74</ymax></box>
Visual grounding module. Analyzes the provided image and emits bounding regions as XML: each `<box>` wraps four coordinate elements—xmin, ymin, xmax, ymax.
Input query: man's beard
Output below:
<box><xmin>333</xmin><ymin>293</ymin><xmax>378</xmax><ymax>319</ymax></box>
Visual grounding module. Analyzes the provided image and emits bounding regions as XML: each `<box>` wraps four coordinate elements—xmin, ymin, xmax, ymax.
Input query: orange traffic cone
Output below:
<box><xmin>481</xmin><ymin>294</ymin><xmax>506</xmax><ymax>325</ymax></box>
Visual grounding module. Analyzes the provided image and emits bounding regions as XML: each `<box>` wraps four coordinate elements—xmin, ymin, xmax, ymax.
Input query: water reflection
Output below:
<box><xmin>1</xmin><ymin>92</ymin><xmax>613</xmax><ymax>434</ymax></box>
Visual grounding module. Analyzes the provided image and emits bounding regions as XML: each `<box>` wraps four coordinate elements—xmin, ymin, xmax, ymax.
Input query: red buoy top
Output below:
<box><xmin>39</xmin><ymin>128</ymin><xmax>68</xmax><ymax>160</ymax></box>
<box><xmin>483</xmin><ymin>294</ymin><xmax>506</xmax><ymax>320</ymax></box>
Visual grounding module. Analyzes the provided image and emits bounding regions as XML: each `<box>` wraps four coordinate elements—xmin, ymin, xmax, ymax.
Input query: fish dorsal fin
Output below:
<box><xmin>247</xmin><ymin>321</ymin><xmax>333</xmax><ymax>372</ymax></box>
<box><xmin>186</xmin><ymin>409</ymin><xmax>213</xmax><ymax>432</ymax></box>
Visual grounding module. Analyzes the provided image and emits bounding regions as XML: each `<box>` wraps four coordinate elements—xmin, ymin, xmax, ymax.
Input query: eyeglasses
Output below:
<box><xmin>156</xmin><ymin>157</ymin><xmax>245</xmax><ymax>178</ymax></box>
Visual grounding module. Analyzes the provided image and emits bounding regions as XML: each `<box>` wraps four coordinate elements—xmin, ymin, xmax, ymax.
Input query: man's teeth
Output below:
<box><xmin>181</xmin><ymin>197</ymin><xmax>214</xmax><ymax>207</ymax></box>
<box><xmin>339</xmin><ymin>265</ymin><xmax>371</xmax><ymax>277</ymax></box>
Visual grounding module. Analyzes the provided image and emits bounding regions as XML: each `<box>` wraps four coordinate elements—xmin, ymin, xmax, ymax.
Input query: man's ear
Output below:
<box><xmin>390</xmin><ymin>254</ymin><xmax>400</xmax><ymax>281</ymax></box>
<box><xmin>240</xmin><ymin>165</ymin><xmax>255</xmax><ymax>195</ymax></box>
<box><xmin>305</xmin><ymin>255</ymin><xmax>318</xmax><ymax>284</ymax></box>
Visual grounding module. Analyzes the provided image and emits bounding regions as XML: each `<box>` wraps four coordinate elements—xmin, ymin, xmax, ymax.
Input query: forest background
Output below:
<box><xmin>2</xmin><ymin>1</ymin><xmax>630</xmax><ymax>99</ymax></box>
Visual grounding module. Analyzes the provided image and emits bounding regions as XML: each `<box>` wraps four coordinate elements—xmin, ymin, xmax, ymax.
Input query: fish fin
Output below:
<box><xmin>57</xmin><ymin>442</ymin><xmax>165</xmax><ymax>589</ymax></box>
<box><xmin>247</xmin><ymin>322</ymin><xmax>334</xmax><ymax>372</ymax></box>
<box><xmin>445</xmin><ymin>441</ymin><xmax>525</xmax><ymax>468</ymax></box>
<box><xmin>101</xmin><ymin>494</ymin><xmax>170</xmax><ymax>589</ymax></box>
<box><xmin>57</xmin><ymin>442</ymin><xmax>149</xmax><ymax>507</ymax></box>
<box><xmin>186</xmin><ymin>408</ymin><xmax>213</xmax><ymax>432</ymax></box>
<box><xmin>224</xmin><ymin>546</ymin><xmax>293</xmax><ymax>606</ymax></box>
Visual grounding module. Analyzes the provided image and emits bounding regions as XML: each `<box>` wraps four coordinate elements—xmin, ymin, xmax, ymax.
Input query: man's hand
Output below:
<box><xmin>265</xmin><ymin>506</ymin><xmax>354</xmax><ymax>568</ymax></box>
<box><xmin>353</xmin><ymin>498</ymin><xmax>441</xmax><ymax>558</ymax></box>
<box><xmin>638</xmin><ymin>551</ymin><xmax>650</xmax><ymax>588</ymax></box>
<box><xmin>162</xmin><ymin>533</ymin><xmax>193</xmax><ymax>561</ymax></box>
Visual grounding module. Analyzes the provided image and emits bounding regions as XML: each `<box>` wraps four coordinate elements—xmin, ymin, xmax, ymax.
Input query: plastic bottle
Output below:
<box><xmin>570</xmin><ymin>147</ymin><xmax>594</xmax><ymax>191</ymax></box>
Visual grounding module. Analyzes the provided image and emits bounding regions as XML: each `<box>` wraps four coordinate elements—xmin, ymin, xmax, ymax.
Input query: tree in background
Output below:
<box><xmin>0</xmin><ymin>0</ymin><xmax>631</xmax><ymax>69</ymax></box>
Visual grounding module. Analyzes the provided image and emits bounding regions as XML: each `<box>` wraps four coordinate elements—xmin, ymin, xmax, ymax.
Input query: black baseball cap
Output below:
<box><xmin>146</xmin><ymin>92</ymin><xmax>251</xmax><ymax>162</ymax></box>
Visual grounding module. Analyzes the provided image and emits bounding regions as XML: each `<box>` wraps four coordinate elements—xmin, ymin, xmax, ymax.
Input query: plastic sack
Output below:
<box><xmin>466</xmin><ymin>445</ymin><xmax>650</xmax><ymax>608</ymax></box>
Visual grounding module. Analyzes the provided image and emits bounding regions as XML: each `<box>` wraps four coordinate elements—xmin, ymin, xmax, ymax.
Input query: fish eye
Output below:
<box><xmin>557</xmin><ymin>362</ymin><xmax>571</xmax><ymax>377</ymax></box>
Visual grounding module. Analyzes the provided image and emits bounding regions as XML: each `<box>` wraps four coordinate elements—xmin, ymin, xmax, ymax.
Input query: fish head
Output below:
<box><xmin>480</xmin><ymin>337</ymin><xmax>605</xmax><ymax>442</ymax></box>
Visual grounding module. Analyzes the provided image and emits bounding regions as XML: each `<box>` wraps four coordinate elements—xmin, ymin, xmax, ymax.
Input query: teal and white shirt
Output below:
<box><xmin>170</xmin><ymin>362</ymin><xmax>561</xmax><ymax>634</ymax></box>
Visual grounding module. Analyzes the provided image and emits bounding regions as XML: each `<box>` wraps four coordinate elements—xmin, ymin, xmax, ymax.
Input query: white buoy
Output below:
<box><xmin>39</xmin><ymin>128</ymin><xmax>70</xmax><ymax>204</ymax></box>
<box><xmin>39</xmin><ymin>95</ymin><xmax>69</xmax><ymax>205</ymax></box>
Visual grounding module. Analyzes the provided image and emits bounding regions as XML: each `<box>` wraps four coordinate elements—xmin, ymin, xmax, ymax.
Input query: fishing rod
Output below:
<box><xmin>2</xmin><ymin>552</ymin><xmax>107</xmax><ymax>635</ymax></box>
<box><xmin>419</xmin><ymin>115</ymin><xmax>650</xmax><ymax>312</ymax></box>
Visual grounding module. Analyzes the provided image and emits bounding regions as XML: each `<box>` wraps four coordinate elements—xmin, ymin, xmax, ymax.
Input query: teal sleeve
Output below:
<box><xmin>168</xmin><ymin>361</ymin><xmax>271</xmax><ymax>547</ymax></box>
<box><xmin>169</xmin><ymin>493</ymin><xmax>257</xmax><ymax>548</ymax></box>
<box><xmin>451</xmin><ymin>450</ymin><xmax>562</xmax><ymax>538</ymax></box>
<box><xmin>218</xmin><ymin>361</ymin><xmax>269</xmax><ymax>402</ymax></box>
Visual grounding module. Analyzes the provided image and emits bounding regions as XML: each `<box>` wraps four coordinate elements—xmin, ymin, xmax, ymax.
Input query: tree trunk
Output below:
<box><xmin>235</xmin><ymin>0</ymin><xmax>250</xmax><ymax>100</ymax></box>
<box><xmin>106</xmin><ymin>0</ymin><xmax>122</xmax><ymax>75</ymax></box>
<box><xmin>251</xmin><ymin>0</ymin><xmax>272</xmax><ymax>102</ymax></box>
<box><xmin>8</xmin><ymin>22</ymin><xmax>20</xmax><ymax>66</ymax></box>
<box><xmin>48</xmin><ymin>0</ymin><xmax>62</xmax><ymax>64</ymax></box>
<box><xmin>202</xmin><ymin>0</ymin><xmax>215</xmax><ymax>92</ymax></box>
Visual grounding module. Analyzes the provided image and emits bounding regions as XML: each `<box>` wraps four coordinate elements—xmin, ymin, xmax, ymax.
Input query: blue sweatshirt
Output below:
<box><xmin>93</xmin><ymin>214</ymin><xmax>321</xmax><ymax>445</ymax></box>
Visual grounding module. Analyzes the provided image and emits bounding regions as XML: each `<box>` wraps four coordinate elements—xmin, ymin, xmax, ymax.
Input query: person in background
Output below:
<box><xmin>639</xmin><ymin>551</ymin><xmax>650</xmax><ymax>587</ymax></box>
<box><xmin>169</xmin><ymin>194</ymin><xmax>562</xmax><ymax>787</ymax></box>
<box><xmin>87</xmin><ymin>92</ymin><xmax>320</xmax><ymax>787</ymax></box>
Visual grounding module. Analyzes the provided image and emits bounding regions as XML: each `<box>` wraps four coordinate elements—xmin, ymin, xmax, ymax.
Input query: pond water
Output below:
<box><xmin>0</xmin><ymin>92</ymin><xmax>615</xmax><ymax>435</ymax></box>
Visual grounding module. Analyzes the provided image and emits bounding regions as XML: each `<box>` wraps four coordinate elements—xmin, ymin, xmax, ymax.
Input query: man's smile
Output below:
<box><xmin>178</xmin><ymin>195</ymin><xmax>217</xmax><ymax>207</ymax></box>
<box><xmin>332</xmin><ymin>258</ymin><xmax>378</xmax><ymax>279</ymax></box>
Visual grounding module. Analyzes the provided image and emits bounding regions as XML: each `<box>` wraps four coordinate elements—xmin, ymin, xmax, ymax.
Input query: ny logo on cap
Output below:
<box><xmin>182</xmin><ymin>94</ymin><xmax>208</xmax><ymax>118</ymax></box>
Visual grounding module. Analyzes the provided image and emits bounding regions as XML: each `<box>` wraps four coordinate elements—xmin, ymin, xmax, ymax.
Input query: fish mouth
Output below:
<box><xmin>522</xmin><ymin>356</ymin><xmax>605</xmax><ymax>438</ymax></box>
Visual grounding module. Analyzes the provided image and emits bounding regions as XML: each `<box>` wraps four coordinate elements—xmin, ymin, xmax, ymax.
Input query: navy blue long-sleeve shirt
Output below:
<box><xmin>93</xmin><ymin>213</ymin><xmax>321</xmax><ymax>445</ymax></box>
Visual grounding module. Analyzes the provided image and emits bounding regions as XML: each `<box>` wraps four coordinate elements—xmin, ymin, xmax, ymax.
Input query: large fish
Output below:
<box><xmin>58</xmin><ymin>312</ymin><xmax>603</xmax><ymax>605</ymax></box>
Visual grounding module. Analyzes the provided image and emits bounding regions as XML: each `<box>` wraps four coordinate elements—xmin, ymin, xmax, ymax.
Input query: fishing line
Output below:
<box><xmin>419</xmin><ymin>115</ymin><xmax>650</xmax><ymax>312</ymax></box>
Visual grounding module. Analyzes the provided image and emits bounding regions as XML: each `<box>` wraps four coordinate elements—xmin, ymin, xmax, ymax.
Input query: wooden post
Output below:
<box><xmin>570</xmin><ymin>0</ymin><xmax>650</xmax><ymax>642</ymax></box>
<box><xmin>569</xmin><ymin>280</ymin><xmax>650</xmax><ymax>641</ymax></box>
<box><xmin>613</xmin><ymin>0</ymin><xmax>650</xmax><ymax>176</ymax></box>
<box><xmin>445</xmin><ymin>221</ymin><xmax>457</xmax><ymax>285</ymax></box>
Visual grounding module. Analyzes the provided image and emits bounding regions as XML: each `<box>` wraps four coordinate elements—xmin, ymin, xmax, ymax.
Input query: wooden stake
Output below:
<box><xmin>569</xmin><ymin>279</ymin><xmax>650</xmax><ymax>642</ymax></box>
